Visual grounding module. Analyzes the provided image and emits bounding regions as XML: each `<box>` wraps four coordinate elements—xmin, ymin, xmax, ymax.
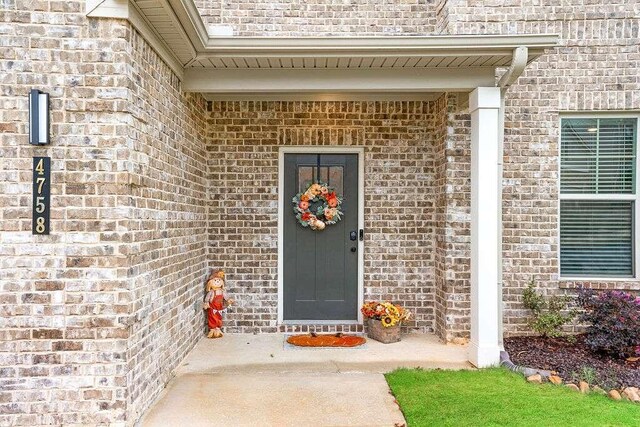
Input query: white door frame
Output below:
<box><xmin>277</xmin><ymin>146</ymin><xmax>365</xmax><ymax>324</ymax></box>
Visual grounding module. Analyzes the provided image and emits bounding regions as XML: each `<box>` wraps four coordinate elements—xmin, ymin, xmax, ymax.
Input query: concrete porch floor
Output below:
<box><xmin>141</xmin><ymin>333</ymin><xmax>470</xmax><ymax>426</ymax></box>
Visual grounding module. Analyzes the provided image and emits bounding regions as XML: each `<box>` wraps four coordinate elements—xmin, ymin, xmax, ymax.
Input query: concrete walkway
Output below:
<box><xmin>141</xmin><ymin>333</ymin><xmax>470</xmax><ymax>426</ymax></box>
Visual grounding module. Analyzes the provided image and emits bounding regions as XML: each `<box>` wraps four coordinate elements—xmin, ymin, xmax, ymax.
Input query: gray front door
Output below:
<box><xmin>283</xmin><ymin>153</ymin><xmax>359</xmax><ymax>321</ymax></box>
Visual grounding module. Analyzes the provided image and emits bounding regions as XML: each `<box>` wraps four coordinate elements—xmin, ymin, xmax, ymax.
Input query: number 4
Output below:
<box><xmin>35</xmin><ymin>158</ymin><xmax>44</xmax><ymax>175</ymax></box>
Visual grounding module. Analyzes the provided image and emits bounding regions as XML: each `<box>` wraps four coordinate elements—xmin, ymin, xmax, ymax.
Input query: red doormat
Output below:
<box><xmin>286</xmin><ymin>333</ymin><xmax>366</xmax><ymax>347</ymax></box>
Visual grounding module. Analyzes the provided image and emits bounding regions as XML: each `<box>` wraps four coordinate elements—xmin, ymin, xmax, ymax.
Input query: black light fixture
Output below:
<box><xmin>29</xmin><ymin>89</ymin><xmax>49</xmax><ymax>145</ymax></box>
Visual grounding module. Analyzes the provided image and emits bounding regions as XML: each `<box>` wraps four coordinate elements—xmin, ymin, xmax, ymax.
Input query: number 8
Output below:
<box><xmin>35</xmin><ymin>217</ymin><xmax>45</xmax><ymax>233</ymax></box>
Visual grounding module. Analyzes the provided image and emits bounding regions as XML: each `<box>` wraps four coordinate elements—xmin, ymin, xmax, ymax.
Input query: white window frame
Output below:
<box><xmin>558</xmin><ymin>112</ymin><xmax>640</xmax><ymax>281</ymax></box>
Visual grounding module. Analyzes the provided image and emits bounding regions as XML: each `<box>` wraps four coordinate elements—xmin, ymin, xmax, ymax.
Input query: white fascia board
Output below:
<box><xmin>183</xmin><ymin>67</ymin><xmax>497</xmax><ymax>94</ymax></box>
<box><xmin>166</xmin><ymin>0</ymin><xmax>210</xmax><ymax>51</ymax></box>
<box><xmin>203</xmin><ymin>34</ymin><xmax>559</xmax><ymax>53</ymax></box>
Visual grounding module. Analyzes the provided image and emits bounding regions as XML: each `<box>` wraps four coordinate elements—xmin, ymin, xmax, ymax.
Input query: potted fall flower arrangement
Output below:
<box><xmin>361</xmin><ymin>301</ymin><xmax>411</xmax><ymax>344</ymax></box>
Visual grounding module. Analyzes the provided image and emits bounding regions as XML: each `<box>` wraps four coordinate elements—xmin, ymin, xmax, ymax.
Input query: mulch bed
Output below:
<box><xmin>286</xmin><ymin>333</ymin><xmax>366</xmax><ymax>347</ymax></box>
<box><xmin>504</xmin><ymin>335</ymin><xmax>640</xmax><ymax>390</ymax></box>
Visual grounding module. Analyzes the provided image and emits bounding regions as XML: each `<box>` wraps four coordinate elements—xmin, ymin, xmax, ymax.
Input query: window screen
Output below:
<box><xmin>560</xmin><ymin>200</ymin><xmax>633</xmax><ymax>277</ymax></box>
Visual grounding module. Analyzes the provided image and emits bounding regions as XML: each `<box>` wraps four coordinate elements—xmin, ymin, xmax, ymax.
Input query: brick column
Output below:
<box><xmin>469</xmin><ymin>87</ymin><xmax>502</xmax><ymax>367</ymax></box>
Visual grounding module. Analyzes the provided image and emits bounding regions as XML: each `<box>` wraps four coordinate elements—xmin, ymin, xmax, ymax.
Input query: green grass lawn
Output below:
<box><xmin>385</xmin><ymin>368</ymin><xmax>640</xmax><ymax>427</ymax></box>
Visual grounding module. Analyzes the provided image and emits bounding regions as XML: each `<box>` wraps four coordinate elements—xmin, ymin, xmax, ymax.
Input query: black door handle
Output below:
<box><xmin>350</xmin><ymin>247</ymin><xmax>357</xmax><ymax>253</ymax></box>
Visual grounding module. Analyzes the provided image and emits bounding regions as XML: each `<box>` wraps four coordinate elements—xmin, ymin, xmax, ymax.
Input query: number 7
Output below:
<box><xmin>36</xmin><ymin>177</ymin><xmax>45</xmax><ymax>193</ymax></box>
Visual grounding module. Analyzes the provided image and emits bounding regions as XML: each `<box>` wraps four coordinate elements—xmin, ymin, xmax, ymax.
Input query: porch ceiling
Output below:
<box><xmin>87</xmin><ymin>0</ymin><xmax>559</xmax><ymax>99</ymax></box>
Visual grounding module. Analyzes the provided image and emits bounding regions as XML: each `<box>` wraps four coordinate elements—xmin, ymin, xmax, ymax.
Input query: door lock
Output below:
<box><xmin>350</xmin><ymin>247</ymin><xmax>357</xmax><ymax>253</ymax></box>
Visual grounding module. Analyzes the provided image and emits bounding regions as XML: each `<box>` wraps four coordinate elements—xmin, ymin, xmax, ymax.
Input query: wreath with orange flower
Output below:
<box><xmin>292</xmin><ymin>182</ymin><xmax>344</xmax><ymax>230</ymax></box>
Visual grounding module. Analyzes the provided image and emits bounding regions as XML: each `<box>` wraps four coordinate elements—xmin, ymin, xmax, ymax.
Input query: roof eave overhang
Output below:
<box><xmin>87</xmin><ymin>0</ymin><xmax>560</xmax><ymax>97</ymax></box>
<box><xmin>199</xmin><ymin>34</ymin><xmax>558</xmax><ymax>55</ymax></box>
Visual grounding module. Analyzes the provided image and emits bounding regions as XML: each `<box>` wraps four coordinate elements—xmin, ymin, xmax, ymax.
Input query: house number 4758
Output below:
<box><xmin>32</xmin><ymin>157</ymin><xmax>50</xmax><ymax>235</ymax></box>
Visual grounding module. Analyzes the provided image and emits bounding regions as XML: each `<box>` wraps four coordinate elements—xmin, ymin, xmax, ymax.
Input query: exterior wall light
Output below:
<box><xmin>29</xmin><ymin>89</ymin><xmax>49</xmax><ymax>145</ymax></box>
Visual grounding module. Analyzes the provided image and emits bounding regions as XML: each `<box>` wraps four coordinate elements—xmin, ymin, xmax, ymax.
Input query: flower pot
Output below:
<box><xmin>366</xmin><ymin>318</ymin><xmax>401</xmax><ymax>344</ymax></box>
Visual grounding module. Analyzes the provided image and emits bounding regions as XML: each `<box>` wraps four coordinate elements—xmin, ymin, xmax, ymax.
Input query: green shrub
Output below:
<box><xmin>522</xmin><ymin>279</ymin><xmax>575</xmax><ymax>338</ymax></box>
<box><xmin>570</xmin><ymin>366</ymin><xmax>598</xmax><ymax>385</ymax></box>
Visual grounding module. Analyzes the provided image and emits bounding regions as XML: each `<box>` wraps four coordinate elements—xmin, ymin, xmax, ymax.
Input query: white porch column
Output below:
<box><xmin>469</xmin><ymin>87</ymin><xmax>502</xmax><ymax>368</ymax></box>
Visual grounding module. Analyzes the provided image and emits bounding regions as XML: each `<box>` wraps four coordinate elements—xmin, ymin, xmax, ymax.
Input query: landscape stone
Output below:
<box><xmin>549</xmin><ymin>375</ymin><xmax>562</xmax><ymax>385</ymax></box>
<box><xmin>622</xmin><ymin>387</ymin><xmax>640</xmax><ymax>402</ymax></box>
<box><xmin>579</xmin><ymin>381</ymin><xmax>590</xmax><ymax>394</ymax></box>
<box><xmin>566</xmin><ymin>384</ymin><xmax>580</xmax><ymax>392</ymax></box>
<box><xmin>609</xmin><ymin>390</ymin><xmax>622</xmax><ymax>401</ymax></box>
<box><xmin>527</xmin><ymin>374</ymin><xmax>543</xmax><ymax>384</ymax></box>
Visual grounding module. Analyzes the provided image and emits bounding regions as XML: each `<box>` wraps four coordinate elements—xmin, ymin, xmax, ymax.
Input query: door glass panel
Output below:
<box><xmin>328</xmin><ymin>166</ymin><xmax>343</xmax><ymax>195</ymax></box>
<box><xmin>297</xmin><ymin>166</ymin><xmax>344</xmax><ymax>195</ymax></box>
<box><xmin>298</xmin><ymin>166</ymin><xmax>314</xmax><ymax>192</ymax></box>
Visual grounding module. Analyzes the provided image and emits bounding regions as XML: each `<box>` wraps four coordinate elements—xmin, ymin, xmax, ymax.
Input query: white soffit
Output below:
<box><xmin>88</xmin><ymin>0</ymin><xmax>559</xmax><ymax>97</ymax></box>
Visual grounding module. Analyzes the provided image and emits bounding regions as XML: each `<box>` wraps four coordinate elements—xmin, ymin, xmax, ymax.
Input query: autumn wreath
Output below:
<box><xmin>292</xmin><ymin>182</ymin><xmax>343</xmax><ymax>230</ymax></box>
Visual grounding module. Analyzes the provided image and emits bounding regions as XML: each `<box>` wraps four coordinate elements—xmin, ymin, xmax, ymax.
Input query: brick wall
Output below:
<box><xmin>0</xmin><ymin>1</ymin><xmax>208</xmax><ymax>423</ymax></box>
<box><xmin>194</xmin><ymin>0</ymin><xmax>439</xmax><ymax>36</ymax></box>
<box><xmin>444</xmin><ymin>0</ymin><xmax>640</xmax><ymax>334</ymax></box>
<box><xmin>0</xmin><ymin>1</ymin><xmax>132</xmax><ymax>423</ymax></box>
<box><xmin>206</xmin><ymin>100</ymin><xmax>443</xmax><ymax>334</ymax></box>
<box><xmin>124</xmin><ymin>29</ymin><xmax>209</xmax><ymax>422</ymax></box>
<box><xmin>433</xmin><ymin>93</ymin><xmax>472</xmax><ymax>341</ymax></box>
<box><xmin>434</xmin><ymin>0</ymin><xmax>450</xmax><ymax>34</ymax></box>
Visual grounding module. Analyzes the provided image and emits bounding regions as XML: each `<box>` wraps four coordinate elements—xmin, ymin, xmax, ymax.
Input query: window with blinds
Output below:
<box><xmin>559</xmin><ymin>118</ymin><xmax>638</xmax><ymax>278</ymax></box>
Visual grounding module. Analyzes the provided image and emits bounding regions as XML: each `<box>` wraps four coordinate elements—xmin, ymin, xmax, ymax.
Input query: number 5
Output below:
<box><xmin>35</xmin><ymin>197</ymin><xmax>45</xmax><ymax>213</ymax></box>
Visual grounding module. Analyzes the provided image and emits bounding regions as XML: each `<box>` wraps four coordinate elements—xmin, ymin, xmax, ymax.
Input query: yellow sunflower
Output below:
<box><xmin>381</xmin><ymin>316</ymin><xmax>397</xmax><ymax>328</ymax></box>
<box><xmin>383</xmin><ymin>303</ymin><xmax>400</xmax><ymax>318</ymax></box>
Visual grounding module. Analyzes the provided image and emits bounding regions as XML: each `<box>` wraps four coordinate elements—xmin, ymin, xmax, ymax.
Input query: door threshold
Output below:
<box><xmin>282</xmin><ymin>320</ymin><xmax>360</xmax><ymax>325</ymax></box>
